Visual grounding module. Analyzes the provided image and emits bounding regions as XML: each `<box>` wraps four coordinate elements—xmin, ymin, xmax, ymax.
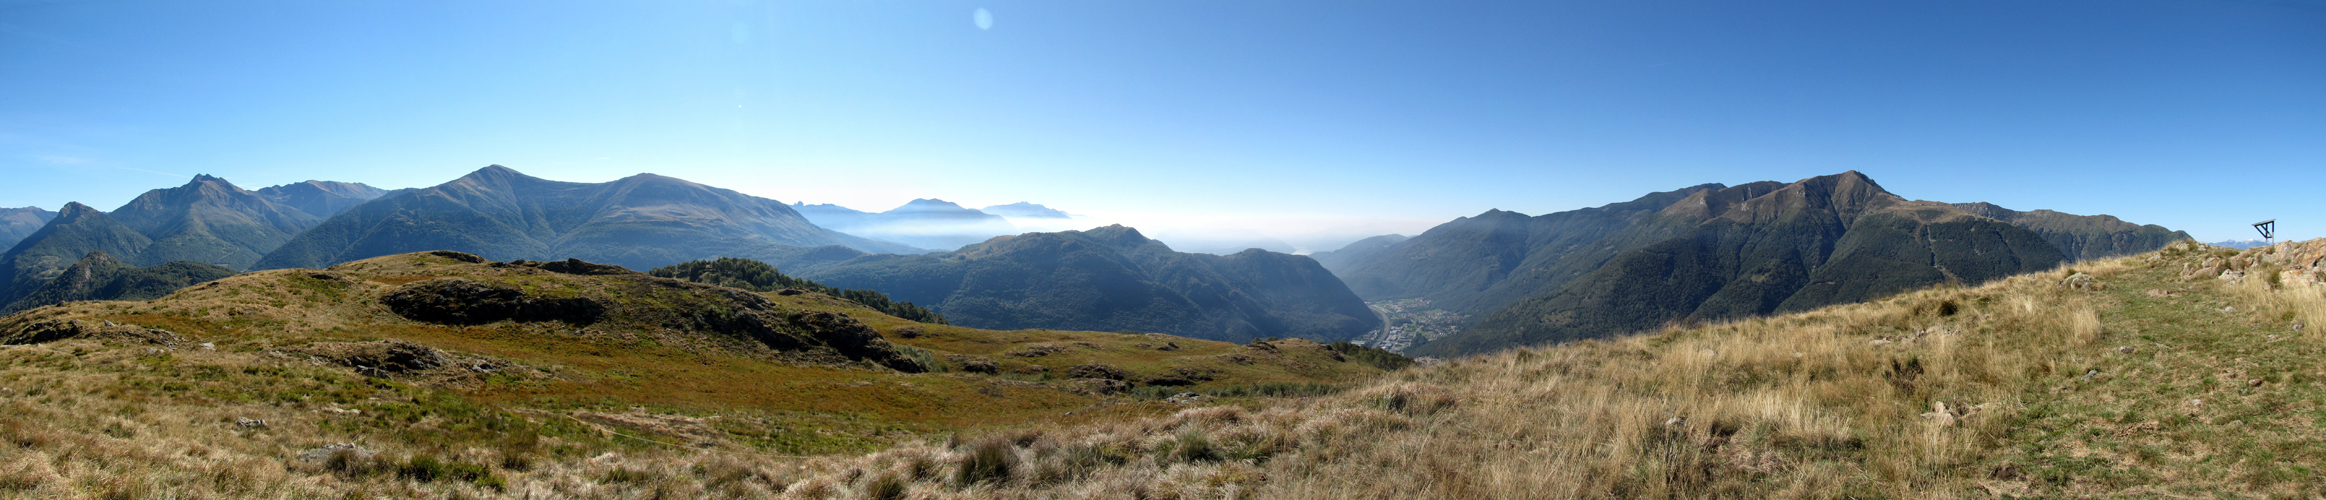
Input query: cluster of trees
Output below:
<box><xmin>647</xmin><ymin>257</ymin><xmax>948</xmax><ymax>324</ymax></box>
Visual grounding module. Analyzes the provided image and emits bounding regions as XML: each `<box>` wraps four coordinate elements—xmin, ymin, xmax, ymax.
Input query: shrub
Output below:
<box><xmin>1168</xmin><ymin>431</ymin><xmax>1222</xmax><ymax>463</ymax></box>
<box><xmin>954</xmin><ymin>438</ymin><xmax>1017</xmax><ymax>486</ymax></box>
<box><xmin>864</xmin><ymin>473</ymin><xmax>907</xmax><ymax>500</ymax></box>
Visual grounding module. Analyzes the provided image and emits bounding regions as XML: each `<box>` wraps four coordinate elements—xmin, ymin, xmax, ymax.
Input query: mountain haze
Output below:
<box><xmin>980</xmin><ymin>202</ymin><xmax>1072</xmax><ymax>219</ymax></box>
<box><xmin>794</xmin><ymin>198</ymin><xmax>1017</xmax><ymax>251</ymax></box>
<box><xmin>255</xmin><ymin>166</ymin><xmax>920</xmax><ymax>271</ymax></box>
<box><xmin>255</xmin><ymin>180</ymin><xmax>387</xmax><ymax>218</ymax></box>
<box><xmin>0</xmin><ymin>206</ymin><xmax>57</xmax><ymax>250</ymax></box>
<box><xmin>779</xmin><ymin>225</ymin><xmax>1381</xmax><ymax>343</ymax></box>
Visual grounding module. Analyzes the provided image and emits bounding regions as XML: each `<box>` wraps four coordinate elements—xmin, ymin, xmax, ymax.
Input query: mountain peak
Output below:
<box><xmin>190</xmin><ymin>174</ymin><xmax>226</xmax><ymax>183</ymax></box>
<box><xmin>1081</xmin><ymin>224</ymin><xmax>1151</xmax><ymax>247</ymax></box>
<box><xmin>891</xmin><ymin>199</ymin><xmax>969</xmax><ymax>212</ymax></box>
<box><xmin>56</xmin><ymin>202</ymin><xmax>101</xmax><ymax>218</ymax></box>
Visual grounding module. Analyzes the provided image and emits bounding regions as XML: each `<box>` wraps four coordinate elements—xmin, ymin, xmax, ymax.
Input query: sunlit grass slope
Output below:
<box><xmin>738</xmin><ymin>239</ymin><xmax>2326</xmax><ymax>499</ymax></box>
<box><xmin>0</xmin><ymin>251</ymin><xmax>1392</xmax><ymax>499</ymax></box>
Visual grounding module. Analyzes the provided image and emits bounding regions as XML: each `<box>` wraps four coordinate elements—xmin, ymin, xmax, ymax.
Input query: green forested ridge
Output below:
<box><xmin>1952</xmin><ymin>201</ymin><xmax>2193</xmax><ymax>261</ymax></box>
<box><xmin>0</xmin><ymin>203</ymin><xmax>155</xmax><ymax>308</ymax></box>
<box><xmin>1401</xmin><ymin>171</ymin><xmax>2171</xmax><ymax>357</ymax></box>
<box><xmin>255</xmin><ymin>165</ymin><xmax>921</xmax><ymax>271</ymax></box>
<box><xmin>0</xmin><ymin>251</ymin><xmax>235</xmax><ymax>314</ymax></box>
<box><xmin>647</xmin><ymin>257</ymin><xmax>947</xmax><ymax>324</ymax></box>
<box><xmin>789</xmin><ymin>225</ymin><xmax>1381</xmax><ymax>343</ymax></box>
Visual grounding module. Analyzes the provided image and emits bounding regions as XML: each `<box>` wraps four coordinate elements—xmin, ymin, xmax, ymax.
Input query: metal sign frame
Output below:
<box><xmin>2255</xmin><ymin>219</ymin><xmax>2276</xmax><ymax>246</ymax></box>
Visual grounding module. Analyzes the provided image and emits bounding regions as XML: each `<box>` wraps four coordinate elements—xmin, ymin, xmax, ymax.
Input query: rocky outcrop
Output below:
<box><xmin>380</xmin><ymin>278</ymin><xmax>607</xmax><ymax>326</ymax></box>
<box><xmin>0</xmin><ymin>318</ymin><xmax>181</xmax><ymax>345</ymax></box>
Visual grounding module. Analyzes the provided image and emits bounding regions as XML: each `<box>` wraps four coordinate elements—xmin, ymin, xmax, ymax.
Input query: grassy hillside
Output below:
<box><xmin>689</xmin><ymin>239</ymin><xmax>2320</xmax><ymax>498</ymax></box>
<box><xmin>10</xmin><ymin>240</ymin><xmax>2314</xmax><ymax>498</ymax></box>
<box><xmin>0</xmin><ymin>251</ymin><xmax>1396</xmax><ymax>498</ymax></box>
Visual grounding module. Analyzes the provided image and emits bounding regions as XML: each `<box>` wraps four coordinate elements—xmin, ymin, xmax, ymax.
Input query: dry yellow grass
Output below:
<box><xmin>4</xmin><ymin>240</ymin><xmax>2323</xmax><ymax>498</ymax></box>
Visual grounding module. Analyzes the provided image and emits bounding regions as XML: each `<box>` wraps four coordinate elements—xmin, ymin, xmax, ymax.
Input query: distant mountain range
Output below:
<box><xmin>2209</xmin><ymin>239</ymin><xmax>2270</xmax><ymax>249</ymax></box>
<box><xmin>793</xmin><ymin>199</ymin><xmax>1017</xmax><ymax>252</ymax></box>
<box><xmin>1323</xmin><ymin>171</ymin><xmax>2192</xmax><ymax>357</ymax></box>
<box><xmin>0</xmin><ymin>176</ymin><xmax>382</xmax><ymax>308</ymax></box>
<box><xmin>255</xmin><ymin>180</ymin><xmax>388</xmax><ymax>218</ymax></box>
<box><xmin>257</xmin><ymin>166</ymin><xmax>919</xmax><ymax>271</ymax></box>
<box><xmin>1304</xmin><ymin>234</ymin><xmax>1406</xmax><ymax>272</ymax></box>
<box><xmin>980</xmin><ymin>202</ymin><xmax>1072</xmax><ymax>219</ymax></box>
<box><xmin>763</xmin><ymin>225</ymin><xmax>1380</xmax><ymax>343</ymax></box>
<box><xmin>0</xmin><ymin>206</ymin><xmax>57</xmax><ymax>251</ymax></box>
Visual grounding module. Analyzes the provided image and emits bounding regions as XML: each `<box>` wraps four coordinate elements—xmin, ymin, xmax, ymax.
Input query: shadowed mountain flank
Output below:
<box><xmin>1951</xmin><ymin>202</ymin><xmax>2191</xmax><ymax>262</ymax></box>
<box><xmin>1402</xmin><ymin>172</ymin><xmax>2078</xmax><ymax>357</ymax></box>
<box><xmin>778</xmin><ymin>225</ymin><xmax>1381</xmax><ymax>343</ymax></box>
<box><xmin>255</xmin><ymin>180</ymin><xmax>388</xmax><ymax>218</ymax></box>
<box><xmin>1329</xmin><ymin>183</ymin><xmax>1726</xmax><ymax>316</ymax></box>
<box><xmin>254</xmin><ymin>165</ymin><xmax>921</xmax><ymax>271</ymax></box>
<box><xmin>107</xmin><ymin>174</ymin><xmax>323</xmax><ymax>270</ymax></box>
<box><xmin>0</xmin><ymin>203</ymin><xmax>155</xmax><ymax>308</ymax></box>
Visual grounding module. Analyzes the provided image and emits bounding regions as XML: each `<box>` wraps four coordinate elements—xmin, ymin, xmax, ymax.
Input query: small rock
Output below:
<box><xmin>199</xmin><ymin>342</ymin><xmax>215</xmax><ymax>350</ymax></box>
<box><xmin>2082</xmin><ymin>369</ymin><xmax>2100</xmax><ymax>381</ymax></box>
<box><xmin>1664</xmin><ymin>417</ymin><xmax>1686</xmax><ymax>428</ymax></box>
<box><xmin>2223</xmin><ymin>306</ymin><xmax>2237</xmax><ymax>313</ymax></box>
<box><xmin>2250</xmin><ymin>379</ymin><xmax>2264</xmax><ymax>387</ymax></box>
<box><xmin>102</xmin><ymin>320</ymin><xmax>117</xmax><ymax>327</ymax></box>
<box><xmin>296</xmin><ymin>443</ymin><xmax>376</xmax><ymax>463</ymax></box>
<box><xmin>2116</xmin><ymin>346</ymin><xmax>2136</xmax><ymax>354</ymax></box>
<box><xmin>1870</xmin><ymin>339</ymin><xmax>1893</xmax><ymax>346</ymax></box>
<box><xmin>2188</xmin><ymin>399</ymin><xmax>2204</xmax><ymax>407</ymax></box>
<box><xmin>235</xmin><ymin>418</ymin><xmax>267</xmax><ymax>428</ymax></box>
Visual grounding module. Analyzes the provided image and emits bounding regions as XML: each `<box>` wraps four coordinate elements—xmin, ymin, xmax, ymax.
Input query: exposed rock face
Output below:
<box><xmin>381</xmin><ymin>278</ymin><xmax>608</xmax><ymax>326</ymax></box>
<box><xmin>511</xmin><ymin>258</ymin><xmax>634</xmax><ymax>276</ymax></box>
<box><xmin>0</xmin><ymin>318</ymin><xmax>180</xmax><ymax>345</ymax></box>
<box><xmin>296</xmin><ymin>340</ymin><xmax>450</xmax><ymax>374</ymax></box>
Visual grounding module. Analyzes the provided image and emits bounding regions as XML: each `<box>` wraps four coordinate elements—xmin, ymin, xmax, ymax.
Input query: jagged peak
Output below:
<box><xmin>190</xmin><ymin>174</ymin><xmax>225</xmax><ymax>183</ymax></box>
<box><xmin>56</xmin><ymin>202</ymin><xmax>102</xmax><ymax>217</ymax></box>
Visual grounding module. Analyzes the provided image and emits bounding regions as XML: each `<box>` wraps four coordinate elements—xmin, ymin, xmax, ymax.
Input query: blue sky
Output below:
<box><xmin>3</xmin><ymin>0</ymin><xmax>2321</xmax><ymax>249</ymax></box>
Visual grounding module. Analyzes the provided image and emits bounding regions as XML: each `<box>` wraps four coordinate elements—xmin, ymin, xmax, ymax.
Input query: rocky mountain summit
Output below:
<box><xmin>256</xmin><ymin>166</ymin><xmax>918</xmax><ymax>271</ymax></box>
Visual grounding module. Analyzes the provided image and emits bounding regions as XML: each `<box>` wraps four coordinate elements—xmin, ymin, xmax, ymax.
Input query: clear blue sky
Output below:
<box><xmin>4</xmin><ymin>0</ymin><xmax>2321</xmax><ymax>247</ymax></box>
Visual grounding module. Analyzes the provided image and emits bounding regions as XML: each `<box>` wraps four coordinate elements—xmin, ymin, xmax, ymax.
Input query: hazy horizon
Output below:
<box><xmin>6</xmin><ymin>0</ymin><xmax>2321</xmax><ymax>244</ymax></box>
